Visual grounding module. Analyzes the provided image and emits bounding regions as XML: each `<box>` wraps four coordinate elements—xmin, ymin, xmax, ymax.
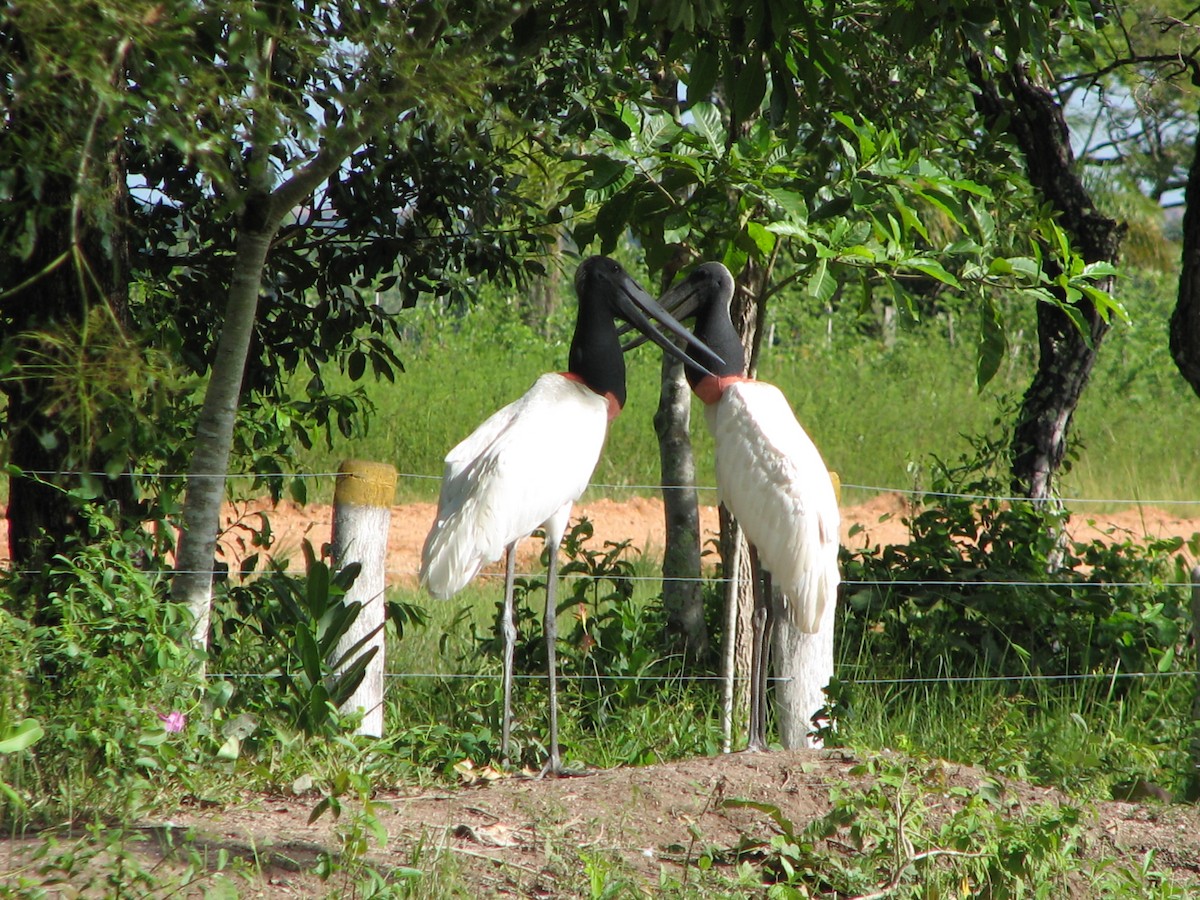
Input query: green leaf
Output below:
<box><xmin>296</xmin><ymin>626</ymin><xmax>324</xmax><ymax>686</ymax></box>
<box><xmin>744</xmin><ymin>221</ymin><xmax>776</xmax><ymax>258</ymax></box>
<box><xmin>687</xmin><ymin>47</ymin><xmax>719</xmax><ymax>104</ymax></box>
<box><xmin>584</xmin><ymin>158</ymin><xmax>629</xmax><ymax>192</ymax></box>
<box><xmin>1082</xmin><ymin>261</ymin><xmax>1119</xmax><ymax>279</ymax></box>
<box><xmin>811</xmin><ymin>196</ymin><xmax>852</xmax><ymax>223</ymax></box>
<box><xmin>689</xmin><ymin>102</ymin><xmax>725</xmax><ymax>152</ymax></box>
<box><xmin>0</xmin><ymin>718</ymin><xmax>43</xmax><ymax>754</ymax></box>
<box><xmin>766</xmin><ymin>188</ymin><xmax>808</xmax><ymax>224</ymax></box>
<box><xmin>217</xmin><ymin>734</ymin><xmax>241</xmax><ymax>760</ymax></box>
<box><xmin>908</xmin><ymin>259</ymin><xmax>961</xmax><ymax>288</ymax></box>
<box><xmin>1157</xmin><ymin>645</ymin><xmax>1176</xmax><ymax>673</ymax></box>
<box><xmin>807</xmin><ymin>259</ymin><xmax>838</xmax><ymax>304</ymax></box>
<box><xmin>976</xmin><ymin>300</ymin><xmax>1006</xmax><ymax>389</ymax></box>
<box><xmin>306</xmin><ymin>561</ymin><xmax>331</xmax><ymax>618</ymax></box>
<box><xmin>733</xmin><ymin>62</ymin><xmax>767</xmax><ymax>125</ymax></box>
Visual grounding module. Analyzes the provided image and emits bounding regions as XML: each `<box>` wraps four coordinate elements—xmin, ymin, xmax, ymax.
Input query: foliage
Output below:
<box><xmin>0</xmin><ymin>504</ymin><xmax>202</xmax><ymax>825</ymax></box>
<box><xmin>710</xmin><ymin>755</ymin><xmax>1086</xmax><ymax>897</ymax></box>
<box><xmin>839</xmin><ymin>420</ymin><xmax>1190</xmax><ymax>682</ymax></box>
<box><xmin>210</xmin><ymin>539</ymin><xmax>428</xmax><ymax>742</ymax></box>
<box><xmin>553</xmin><ymin>0</ymin><xmax>1126</xmax><ymax>401</ymax></box>
<box><xmin>433</xmin><ymin>519</ymin><xmax>724</xmax><ymax>769</ymax></box>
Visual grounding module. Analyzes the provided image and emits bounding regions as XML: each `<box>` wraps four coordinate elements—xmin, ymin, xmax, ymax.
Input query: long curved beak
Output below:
<box><xmin>618</xmin><ymin>276</ymin><xmax>705</xmax><ymax>354</ymax></box>
<box><xmin>612</xmin><ymin>272</ymin><xmax>722</xmax><ymax>374</ymax></box>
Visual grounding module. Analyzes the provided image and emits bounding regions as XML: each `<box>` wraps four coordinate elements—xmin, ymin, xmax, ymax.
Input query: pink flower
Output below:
<box><xmin>156</xmin><ymin>710</ymin><xmax>186</xmax><ymax>733</ymax></box>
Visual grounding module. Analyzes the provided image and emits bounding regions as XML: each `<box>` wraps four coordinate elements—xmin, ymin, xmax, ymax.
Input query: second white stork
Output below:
<box><xmin>655</xmin><ymin>262</ymin><xmax>841</xmax><ymax>751</ymax></box>
<box><xmin>419</xmin><ymin>256</ymin><xmax>720</xmax><ymax>775</ymax></box>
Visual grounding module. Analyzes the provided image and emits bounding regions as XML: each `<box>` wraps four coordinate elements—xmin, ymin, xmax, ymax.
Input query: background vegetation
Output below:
<box><xmin>5</xmin><ymin>0</ymin><xmax>1200</xmax><ymax>895</ymax></box>
<box><xmin>299</xmin><ymin>262</ymin><xmax>1198</xmax><ymax>510</ymax></box>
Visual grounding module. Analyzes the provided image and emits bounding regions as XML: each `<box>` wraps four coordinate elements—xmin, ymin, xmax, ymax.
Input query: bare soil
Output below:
<box><xmin>5</xmin><ymin>496</ymin><xmax>1200</xmax><ymax>896</ymax></box>
<box><xmin>6</xmin><ymin>750</ymin><xmax>1199</xmax><ymax>896</ymax></box>
<box><xmin>218</xmin><ymin>491</ymin><xmax>1200</xmax><ymax>587</ymax></box>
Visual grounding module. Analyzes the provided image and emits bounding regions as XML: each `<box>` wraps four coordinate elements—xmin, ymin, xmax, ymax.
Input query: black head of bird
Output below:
<box><xmin>570</xmin><ymin>256</ymin><xmax>723</xmax><ymax>408</ymax></box>
<box><xmin>623</xmin><ymin>262</ymin><xmax>745</xmax><ymax>388</ymax></box>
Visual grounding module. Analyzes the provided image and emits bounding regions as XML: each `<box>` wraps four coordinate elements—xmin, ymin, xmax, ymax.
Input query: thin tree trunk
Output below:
<box><xmin>724</xmin><ymin>263</ymin><xmax>765</xmax><ymax>745</ymax></box>
<box><xmin>719</xmin><ymin>505</ymin><xmax>755</xmax><ymax>746</ymax></box>
<box><xmin>970</xmin><ymin>60</ymin><xmax>1124</xmax><ymax>501</ymax></box>
<box><xmin>1170</xmin><ymin>119</ymin><xmax>1200</xmax><ymax>398</ymax></box>
<box><xmin>168</xmin><ymin>56</ymin><xmax>404</xmax><ymax>651</ymax></box>
<box><xmin>655</xmin><ymin>353</ymin><xmax>708</xmax><ymax>659</ymax></box>
<box><xmin>172</xmin><ymin>215</ymin><xmax>275</xmax><ymax>648</ymax></box>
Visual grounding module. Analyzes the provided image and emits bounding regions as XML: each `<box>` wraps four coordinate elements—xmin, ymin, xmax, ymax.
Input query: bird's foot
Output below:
<box><xmin>537</xmin><ymin>755</ymin><xmax>593</xmax><ymax>778</ymax></box>
<box><xmin>538</xmin><ymin>754</ymin><xmax>563</xmax><ymax>779</ymax></box>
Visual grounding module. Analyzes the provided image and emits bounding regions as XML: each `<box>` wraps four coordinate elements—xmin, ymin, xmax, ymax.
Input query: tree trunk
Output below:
<box><xmin>719</xmin><ymin>506</ymin><xmax>755</xmax><ymax>747</ymax></box>
<box><xmin>772</xmin><ymin>583</ymin><xmax>836</xmax><ymax>749</ymax></box>
<box><xmin>1170</xmin><ymin>118</ymin><xmax>1200</xmax><ymax>398</ymax></box>
<box><xmin>655</xmin><ymin>354</ymin><xmax>708</xmax><ymax>659</ymax></box>
<box><xmin>970</xmin><ymin>60</ymin><xmax>1124</xmax><ymax>500</ymax></box>
<box><xmin>724</xmin><ymin>263</ymin><xmax>767</xmax><ymax>746</ymax></box>
<box><xmin>172</xmin><ymin>207</ymin><xmax>275</xmax><ymax>649</ymax></box>
<box><xmin>523</xmin><ymin>233</ymin><xmax>562</xmax><ymax>336</ymax></box>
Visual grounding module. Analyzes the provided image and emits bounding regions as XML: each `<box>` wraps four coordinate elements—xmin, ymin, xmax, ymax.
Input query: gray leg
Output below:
<box><xmin>747</xmin><ymin>546</ymin><xmax>772</xmax><ymax>752</ymax></box>
<box><xmin>541</xmin><ymin>549</ymin><xmax>562</xmax><ymax>776</ymax></box>
<box><xmin>500</xmin><ymin>543</ymin><xmax>517</xmax><ymax>766</ymax></box>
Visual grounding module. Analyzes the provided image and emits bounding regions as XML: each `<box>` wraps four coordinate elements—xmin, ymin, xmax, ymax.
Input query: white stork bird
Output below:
<box><xmin>419</xmin><ymin>256</ymin><xmax>720</xmax><ymax>775</ymax></box>
<box><xmin>650</xmin><ymin>261</ymin><xmax>841</xmax><ymax>751</ymax></box>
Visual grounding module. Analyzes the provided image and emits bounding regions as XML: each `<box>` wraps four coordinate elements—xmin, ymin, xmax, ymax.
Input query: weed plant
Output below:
<box><xmin>5</xmin><ymin>268</ymin><xmax>1199</xmax><ymax>893</ymax></box>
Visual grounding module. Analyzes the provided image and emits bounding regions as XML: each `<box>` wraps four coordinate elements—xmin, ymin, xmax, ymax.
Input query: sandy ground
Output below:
<box><xmin>211</xmin><ymin>491</ymin><xmax>1200</xmax><ymax>585</ymax></box>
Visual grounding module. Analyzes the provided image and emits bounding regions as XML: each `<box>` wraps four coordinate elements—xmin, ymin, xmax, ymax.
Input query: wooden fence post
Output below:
<box><xmin>331</xmin><ymin>459</ymin><xmax>396</xmax><ymax>738</ymax></box>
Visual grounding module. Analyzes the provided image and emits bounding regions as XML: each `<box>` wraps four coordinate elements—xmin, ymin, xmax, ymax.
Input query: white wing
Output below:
<box><xmin>707</xmin><ymin>381</ymin><xmax>840</xmax><ymax>633</ymax></box>
<box><xmin>419</xmin><ymin>373</ymin><xmax>610</xmax><ymax>598</ymax></box>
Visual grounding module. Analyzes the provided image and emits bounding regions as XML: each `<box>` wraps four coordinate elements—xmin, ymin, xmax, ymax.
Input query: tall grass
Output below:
<box><xmin>295</xmin><ymin>269</ymin><xmax>1200</xmax><ymax>511</ymax></box>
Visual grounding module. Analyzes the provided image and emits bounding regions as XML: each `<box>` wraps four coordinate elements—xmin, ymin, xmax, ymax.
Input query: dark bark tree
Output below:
<box><xmin>970</xmin><ymin>60</ymin><xmax>1125</xmax><ymax>500</ymax></box>
<box><xmin>1170</xmin><ymin>120</ymin><xmax>1200</xmax><ymax>398</ymax></box>
<box><xmin>654</xmin><ymin>266</ymin><xmax>708</xmax><ymax>659</ymax></box>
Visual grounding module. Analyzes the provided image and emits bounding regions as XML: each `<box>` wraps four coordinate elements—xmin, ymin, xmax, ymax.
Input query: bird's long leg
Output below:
<box><xmin>500</xmin><ymin>542</ymin><xmax>518</xmax><ymax>766</ymax></box>
<box><xmin>747</xmin><ymin>545</ymin><xmax>771</xmax><ymax>752</ymax></box>
<box><xmin>541</xmin><ymin>545</ymin><xmax>563</xmax><ymax>776</ymax></box>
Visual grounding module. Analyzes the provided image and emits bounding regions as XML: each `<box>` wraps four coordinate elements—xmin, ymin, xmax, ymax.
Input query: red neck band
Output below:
<box><xmin>694</xmin><ymin>373</ymin><xmax>751</xmax><ymax>405</ymax></box>
<box><xmin>560</xmin><ymin>372</ymin><xmax>622</xmax><ymax>421</ymax></box>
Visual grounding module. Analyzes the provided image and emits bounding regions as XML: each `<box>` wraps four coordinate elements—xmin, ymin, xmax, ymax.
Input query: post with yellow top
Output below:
<box><xmin>331</xmin><ymin>459</ymin><xmax>397</xmax><ymax>737</ymax></box>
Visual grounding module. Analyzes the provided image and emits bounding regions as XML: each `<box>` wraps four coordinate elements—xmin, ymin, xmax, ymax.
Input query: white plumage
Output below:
<box><xmin>416</xmin><ymin>255</ymin><xmax>722</xmax><ymax>775</ymax></box>
<box><xmin>649</xmin><ymin>259</ymin><xmax>840</xmax><ymax>751</ymax></box>
<box><xmin>420</xmin><ymin>373</ymin><xmax>609</xmax><ymax>598</ymax></box>
<box><xmin>706</xmin><ymin>381</ymin><xmax>840</xmax><ymax>634</ymax></box>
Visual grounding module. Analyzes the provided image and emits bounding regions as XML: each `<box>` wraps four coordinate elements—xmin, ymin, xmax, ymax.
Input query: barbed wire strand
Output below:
<box><xmin>9</xmin><ymin>562</ymin><xmax>1194</xmax><ymax>591</ymax></box>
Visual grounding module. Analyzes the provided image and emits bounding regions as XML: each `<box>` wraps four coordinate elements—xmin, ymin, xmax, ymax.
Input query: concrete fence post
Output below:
<box><xmin>331</xmin><ymin>459</ymin><xmax>396</xmax><ymax>737</ymax></box>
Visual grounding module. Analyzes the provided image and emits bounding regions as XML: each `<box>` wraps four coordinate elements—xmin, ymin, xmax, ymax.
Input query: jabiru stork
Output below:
<box><xmin>637</xmin><ymin>261</ymin><xmax>840</xmax><ymax>751</ymax></box>
<box><xmin>419</xmin><ymin>256</ymin><xmax>721</xmax><ymax>775</ymax></box>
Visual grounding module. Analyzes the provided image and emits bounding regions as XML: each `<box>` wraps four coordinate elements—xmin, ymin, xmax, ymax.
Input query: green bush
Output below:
<box><xmin>839</xmin><ymin>429</ymin><xmax>1189</xmax><ymax>682</ymax></box>
<box><xmin>1</xmin><ymin>505</ymin><xmax>202</xmax><ymax>824</ymax></box>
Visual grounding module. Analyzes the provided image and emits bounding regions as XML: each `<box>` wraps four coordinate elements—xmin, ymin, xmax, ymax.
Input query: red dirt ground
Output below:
<box><xmin>212</xmin><ymin>491</ymin><xmax>1200</xmax><ymax>586</ymax></box>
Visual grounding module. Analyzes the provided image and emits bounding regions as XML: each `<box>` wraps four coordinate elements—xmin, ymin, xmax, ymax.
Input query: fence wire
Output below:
<box><xmin>9</xmin><ymin>465</ymin><xmax>1200</xmax><ymax>690</ymax></box>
